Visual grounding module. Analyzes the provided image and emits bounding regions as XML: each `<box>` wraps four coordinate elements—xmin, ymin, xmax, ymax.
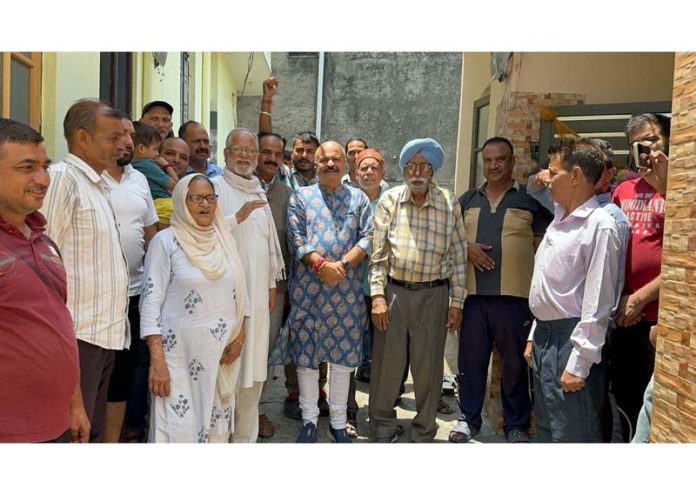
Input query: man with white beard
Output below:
<box><xmin>369</xmin><ymin>137</ymin><xmax>467</xmax><ymax>442</ymax></box>
<box><xmin>212</xmin><ymin>128</ymin><xmax>285</xmax><ymax>442</ymax></box>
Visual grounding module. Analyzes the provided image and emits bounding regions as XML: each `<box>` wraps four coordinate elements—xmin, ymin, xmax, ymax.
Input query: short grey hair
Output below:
<box><xmin>225</xmin><ymin>128</ymin><xmax>258</xmax><ymax>148</ymax></box>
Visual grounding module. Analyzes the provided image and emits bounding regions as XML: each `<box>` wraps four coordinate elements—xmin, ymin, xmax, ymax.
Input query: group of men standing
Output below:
<box><xmin>0</xmin><ymin>72</ymin><xmax>667</xmax><ymax>443</ymax></box>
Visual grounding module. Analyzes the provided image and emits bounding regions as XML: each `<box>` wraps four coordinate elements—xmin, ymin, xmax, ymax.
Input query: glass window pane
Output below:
<box><xmin>476</xmin><ymin>104</ymin><xmax>489</xmax><ymax>148</ymax></box>
<box><xmin>474</xmin><ymin>151</ymin><xmax>485</xmax><ymax>187</ymax></box>
<box><xmin>99</xmin><ymin>52</ymin><xmax>113</xmax><ymax>103</ymax></box>
<box><xmin>10</xmin><ymin>59</ymin><xmax>30</xmax><ymax>124</ymax></box>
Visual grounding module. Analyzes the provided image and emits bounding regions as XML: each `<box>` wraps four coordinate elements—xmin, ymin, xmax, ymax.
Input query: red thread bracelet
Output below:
<box><xmin>312</xmin><ymin>256</ymin><xmax>326</xmax><ymax>273</ymax></box>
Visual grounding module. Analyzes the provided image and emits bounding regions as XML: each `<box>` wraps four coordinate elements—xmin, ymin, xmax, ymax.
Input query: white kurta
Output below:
<box><xmin>213</xmin><ymin>177</ymin><xmax>274</xmax><ymax>388</ymax></box>
<box><xmin>140</xmin><ymin>229</ymin><xmax>243</xmax><ymax>443</ymax></box>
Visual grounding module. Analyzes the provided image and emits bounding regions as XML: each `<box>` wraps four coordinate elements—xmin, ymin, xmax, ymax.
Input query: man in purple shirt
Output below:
<box><xmin>526</xmin><ymin>137</ymin><xmax>622</xmax><ymax>442</ymax></box>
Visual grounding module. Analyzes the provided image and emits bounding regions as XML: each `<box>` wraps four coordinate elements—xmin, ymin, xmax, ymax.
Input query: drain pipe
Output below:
<box><xmin>315</xmin><ymin>51</ymin><xmax>325</xmax><ymax>140</ymax></box>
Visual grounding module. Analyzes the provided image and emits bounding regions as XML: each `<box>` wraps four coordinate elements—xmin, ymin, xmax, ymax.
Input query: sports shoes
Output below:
<box><xmin>296</xmin><ymin>422</ymin><xmax>317</xmax><ymax>443</ymax></box>
<box><xmin>327</xmin><ymin>426</ymin><xmax>353</xmax><ymax>443</ymax></box>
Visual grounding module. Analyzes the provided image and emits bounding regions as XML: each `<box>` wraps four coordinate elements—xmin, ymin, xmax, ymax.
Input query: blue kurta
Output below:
<box><xmin>286</xmin><ymin>183</ymin><xmax>373</xmax><ymax>369</ymax></box>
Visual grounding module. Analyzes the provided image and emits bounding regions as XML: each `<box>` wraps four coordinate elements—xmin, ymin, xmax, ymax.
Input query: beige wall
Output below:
<box><xmin>454</xmin><ymin>53</ymin><xmax>505</xmax><ymax>195</ymax></box>
<box><xmin>41</xmin><ymin>52</ymin><xmax>100</xmax><ymax>160</ymax></box>
<box><xmin>40</xmin><ymin>51</ymin><xmax>270</xmax><ymax>164</ymax></box>
<box><xmin>136</xmin><ymin>52</ymin><xmax>183</xmax><ymax>131</ymax></box>
<box><xmin>212</xmin><ymin>54</ymin><xmax>239</xmax><ymax>166</ymax></box>
<box><xmin>455</xmin><ymin>52</ymin><xmax>675</xmax><ymax>196</ymax></box>
<box><xmin>510</xmin><ymin>52</ymin><xmax>674</xmax><ymax>104</ymax></box>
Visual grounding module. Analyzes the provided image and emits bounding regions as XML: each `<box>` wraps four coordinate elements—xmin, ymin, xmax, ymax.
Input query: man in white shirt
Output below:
<box><xmin>212</xmin><ymin>128</ymin><xmax>285</xmax><ymax>442</ymax></box>
<box><xmin>525</xmin><ymin>136</ymin><xmax>622</xmax><ymax>442</ymax></box>
<box><xmin>40</xmin><ymin>99</ymin><xmax>131</xmax><ymax>442</ymax></box>
<box><xmin>103</xmin><ymin>115</ymin><xmax>159</xmax><ymax>443</ymax></box>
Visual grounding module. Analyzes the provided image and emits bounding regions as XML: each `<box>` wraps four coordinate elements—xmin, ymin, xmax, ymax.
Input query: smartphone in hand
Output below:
<box><xmin>631</xmin><ymin>141</ymin><xmax>651</xmax><ymax>170</ymax></box>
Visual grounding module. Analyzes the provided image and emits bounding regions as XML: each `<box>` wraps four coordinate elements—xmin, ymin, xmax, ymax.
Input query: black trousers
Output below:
<box><xmin>456</xmin><ymin>295</ymin><xmax>532</xmax><ymax>433</ymax></box>
<box><xmin>607</xmin><ymin>320</ymin><xmax>656</xmax><ymax>441</ymax></box>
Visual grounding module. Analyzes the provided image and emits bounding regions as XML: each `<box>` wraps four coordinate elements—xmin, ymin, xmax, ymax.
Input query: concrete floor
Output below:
<box><xmin>257</xmin><ymin>366</ymin><xmax>505</xmax><ymax>444</ymax></box>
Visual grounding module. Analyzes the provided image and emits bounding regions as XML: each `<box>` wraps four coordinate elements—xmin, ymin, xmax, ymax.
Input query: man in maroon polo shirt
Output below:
<box><xmin>0</xmin><ymin>118</ymin><xmax>89</xmax><ymax>443</ymax></box>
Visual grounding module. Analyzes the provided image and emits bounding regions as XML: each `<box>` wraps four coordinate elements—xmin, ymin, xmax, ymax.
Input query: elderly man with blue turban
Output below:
<box><xmin>368</xmin><ymin>137</ymin><xmax>467</xmax><ymax>442</ymax></box>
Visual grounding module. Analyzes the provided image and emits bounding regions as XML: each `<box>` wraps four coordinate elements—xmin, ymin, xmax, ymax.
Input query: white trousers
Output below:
<box><xmin>298</xmin><ymin>363</ymin><xmax>352</xmax><ymax>430</ymax></box>
<box><xmin>231</xmin><ymin>381</ymin><xmax>263</xmax><ymax>443</ymax></box>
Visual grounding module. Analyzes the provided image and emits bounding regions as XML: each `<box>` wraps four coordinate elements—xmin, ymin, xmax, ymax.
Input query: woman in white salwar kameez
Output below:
<box><xmin>140</xmin><ymin>174</ymin><xmax>248</xmax><ymax>443</ymax></box>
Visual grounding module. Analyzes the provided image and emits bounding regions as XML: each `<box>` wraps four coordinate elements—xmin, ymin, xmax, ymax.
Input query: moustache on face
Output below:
<box><xmin>408</xmin><ymin>178</ymin><xmax>427</xmax><ymax>187</ymax></box>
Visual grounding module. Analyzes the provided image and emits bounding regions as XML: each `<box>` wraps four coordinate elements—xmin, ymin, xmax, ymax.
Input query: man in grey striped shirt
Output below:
<box><xmin>40</xmin><ymin>99</ymin><xmax>130</xmax><ymax>443</ymax></box>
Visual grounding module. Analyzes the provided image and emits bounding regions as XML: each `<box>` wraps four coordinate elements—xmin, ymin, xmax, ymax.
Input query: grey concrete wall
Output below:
<box><xmin>238</xmin><ymin>52</ymin><xmax>462</xmax><ymax>190</ymax></box>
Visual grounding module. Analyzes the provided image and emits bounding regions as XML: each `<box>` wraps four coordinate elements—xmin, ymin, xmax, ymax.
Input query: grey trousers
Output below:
<box><xmin>368</xmin><ymin>283</ymin><xmax>448</xmax><ymax>442</ymax></box>
<box><xmin>532</xmin><ymin>317</ymin><xmax>606</xmax><ymax>443</ymax></box>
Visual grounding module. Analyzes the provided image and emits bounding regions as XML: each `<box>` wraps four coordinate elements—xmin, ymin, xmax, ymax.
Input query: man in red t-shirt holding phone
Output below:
<box><xmin>610</xmin><ymin>112</ymin><xmax>670</xmax><ymax>442</ymax></box>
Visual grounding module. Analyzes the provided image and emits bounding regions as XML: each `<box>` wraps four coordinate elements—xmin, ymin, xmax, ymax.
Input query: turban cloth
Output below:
<box><xmin>355</xmin><ymin>148</ymin><xmax>384</xmax><ymax>167</ymax></box>
<box><xmin>398</xmin><ymin>138</ymin><xmax>444</xmax><ymax>173</ymax></box>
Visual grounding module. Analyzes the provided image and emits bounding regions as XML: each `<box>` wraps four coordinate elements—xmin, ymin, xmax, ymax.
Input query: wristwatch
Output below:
<box><xmin>340</xmin><ymin>259</ymin><xmax>350</xmax><ymax>270</ymax></box>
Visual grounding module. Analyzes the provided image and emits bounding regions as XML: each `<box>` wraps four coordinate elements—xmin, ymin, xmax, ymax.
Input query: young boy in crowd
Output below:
<box><xmin>131</xmin><ymin>122</ymin><xmax>178</xmax><ymax>228</ymax></box>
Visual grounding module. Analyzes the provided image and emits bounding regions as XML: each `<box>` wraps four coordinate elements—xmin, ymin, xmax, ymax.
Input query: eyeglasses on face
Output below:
<box><xmin>404</xmin><ymin>162</ymin><xmax>432</xmax><ymax>175</ymax></box>
<box><xmin>227</xmin><ymin>146</ymin><xmax>258</xmax><ymax>154</ymax></box>
<box><xmin>187</xmin><ymin>194</ymin><xmax>219</xmax><ymax>204</ymax></box>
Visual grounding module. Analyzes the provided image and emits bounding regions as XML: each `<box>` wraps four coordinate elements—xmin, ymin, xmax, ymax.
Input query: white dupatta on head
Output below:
<box><xmin>169</xmin><ymin>174</ymin><xmax>247</xmax><ymax>402</ymax></box>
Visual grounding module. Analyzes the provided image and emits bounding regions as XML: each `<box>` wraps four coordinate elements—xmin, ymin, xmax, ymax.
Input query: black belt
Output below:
<box><xmin>388</xmin><ymin>277</ymin><xmax>448</xmax><ymax>291</ymax></box>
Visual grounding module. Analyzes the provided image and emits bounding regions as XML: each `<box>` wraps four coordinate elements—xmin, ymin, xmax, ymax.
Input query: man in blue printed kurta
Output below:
<box><xmin>286</xmin><ymin>140</ymin><xmax>373</xmax><ymax>443</ymax></box>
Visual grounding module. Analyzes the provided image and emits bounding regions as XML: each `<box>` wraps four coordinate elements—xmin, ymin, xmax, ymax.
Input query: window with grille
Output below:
<box><xmin>1</xmin><ymin>52</ymin><xmax>42</xmax><ymax>129</ymax></box>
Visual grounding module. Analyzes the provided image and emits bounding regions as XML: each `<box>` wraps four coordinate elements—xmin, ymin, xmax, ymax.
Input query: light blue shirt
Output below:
<box><xmin>359</xmin><ymin>181</ymin><xmax>390</xmax><ymax>295</ymax></box>
<box><xmin>184</xmin><ymin>162</ymin><xmax>223</xmax><ymax>178</ymax></box>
